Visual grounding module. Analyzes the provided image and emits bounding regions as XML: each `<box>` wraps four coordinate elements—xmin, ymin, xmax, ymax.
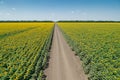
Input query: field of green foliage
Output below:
<box><xmin>59</xmin><ymin>22</ymin><xmax>120</xmax><ymax>80</ymax></box>
<box><xmin>0</xmin><ymin>22</ymin><xmax>54</xmax><ymax>80</ymax></box>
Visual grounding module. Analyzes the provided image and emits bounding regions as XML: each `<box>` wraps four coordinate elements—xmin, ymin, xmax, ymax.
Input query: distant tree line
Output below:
<box><xmin>0</xmin><ymin>20</ymin><xmax>120</xmax><ymax>23</ymax></box>
<box><xmin>57</xmin><ymin>20</ymin><xmax>120</xmax><ymax>23</ymax></box>
<box><xmin>0</xmin><ymin>20</ymin><xmax>54</xmax><ymax>23</ymax></box>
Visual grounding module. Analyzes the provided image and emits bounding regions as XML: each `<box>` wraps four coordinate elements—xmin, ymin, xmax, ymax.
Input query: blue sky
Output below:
<box><xmin>0</xmin><ymin>0</ymin><xmax>120</xmax><ymax>21</ymax></box>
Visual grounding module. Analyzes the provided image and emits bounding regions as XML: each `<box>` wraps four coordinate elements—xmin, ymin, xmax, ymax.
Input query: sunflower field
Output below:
<box><xmin>58</xmin><ymin>22</ymin><xmax>120</xmax><ymax>80</ymax></box>
<box><xmin>0</xmin><ymin>22</ymin><xmax>54</xmax><ymax>80</ymax></box>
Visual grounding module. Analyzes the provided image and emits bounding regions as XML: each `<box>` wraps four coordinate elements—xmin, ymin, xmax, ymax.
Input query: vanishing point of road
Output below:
<box><xmin>45</xmin><ymin>24</ymin><xmax>88</xmax><ymax>80</ymax></box>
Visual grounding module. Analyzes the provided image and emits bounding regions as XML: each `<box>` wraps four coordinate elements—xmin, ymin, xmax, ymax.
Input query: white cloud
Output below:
<box><xmin>6</xmin><ymin>13</ymin><xmax>10</xmax><ymax>16</ymax></box>
<box><xmin>81</xmin><ymin>12</ymin><xmax>87</xmax><ymax>15</ymax></box>
<box><xmin>0</xmin><ymin>13</ymin><xmax>2</xmax><ymax>15</ymax></box>
<box><xmin>12</xmin><ymin>8</ymin><xmax>16</xmax><ymax>11</ymax></box>
<box><xmin>51</xmin><ymin>13</ymin><xmax>55</xmax><ymax>16</ymax></box>
<box><xmin>72</xmin><ymin>11</ymin><xmax>75</xmax><ymax>14</ymax></box>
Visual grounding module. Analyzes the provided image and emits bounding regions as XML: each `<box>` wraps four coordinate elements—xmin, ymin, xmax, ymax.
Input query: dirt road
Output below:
<box><xmin>45</xmin><ymin>24</ymin><xmax>88</xmax><ymax>80</ymax></box>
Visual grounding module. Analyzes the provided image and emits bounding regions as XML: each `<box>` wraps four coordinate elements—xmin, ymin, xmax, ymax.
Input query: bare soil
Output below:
<box><xmin>45</xmin><ymin>24</ymin><xmax>88</xmax><ymax>80</ymax></box>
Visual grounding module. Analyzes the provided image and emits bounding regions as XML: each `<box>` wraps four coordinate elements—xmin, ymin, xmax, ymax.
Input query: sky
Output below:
<box><xmin>0</xmin><ymin>0</ymin><xmax>120</xmax><ymax>21</ymax></box>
